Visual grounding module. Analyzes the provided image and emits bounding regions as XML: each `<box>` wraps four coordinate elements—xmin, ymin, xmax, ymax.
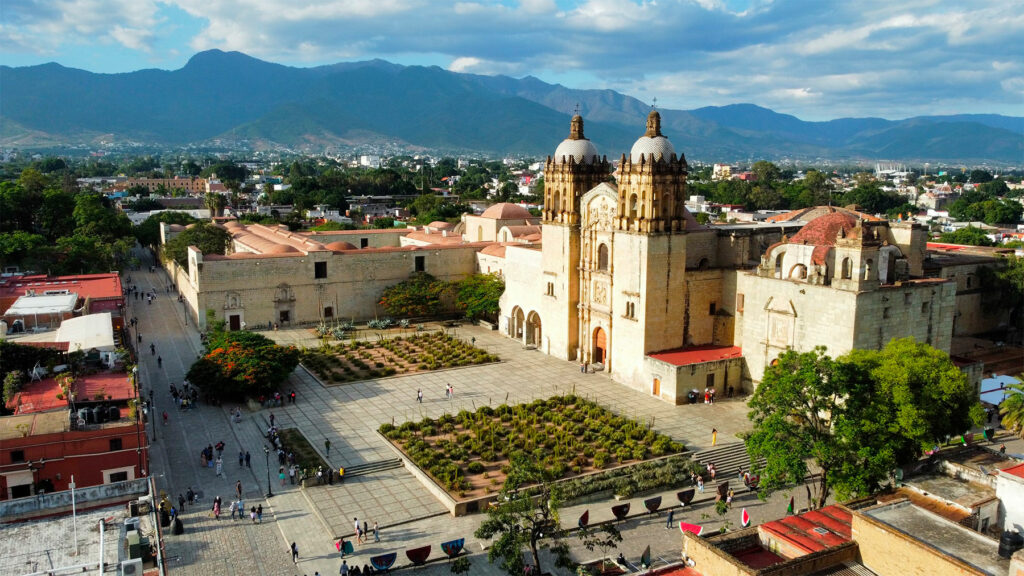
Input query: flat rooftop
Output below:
<box><xmin>864</xmin><ymin>500</ymin><xmax>1009</xmax><ymax>576</ymax></box>
<box><xmin>0</xmin><ymin>410</ymin><xmax>69</xmax><ymax>440</ymax></box>
<box><xmin>903</xmin><ymin>474</ymin><xmax>996</xmax><ymax>511</ymax></box>
<box><xmin>0</xmin><ymin>503</ymin><xmax>127</xmax><ymax>576</ymax></box>
<box><xmin>648</xmin><ymin>345</ymin><xmax>743</xmax><ymax>367</ymax></box>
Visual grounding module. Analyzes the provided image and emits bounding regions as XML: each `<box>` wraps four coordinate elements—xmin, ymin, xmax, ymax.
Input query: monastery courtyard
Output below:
<box><xmin>134</xmin><ymin>257</ymin><xmax>787</xmax><ymax>576</ymax></box>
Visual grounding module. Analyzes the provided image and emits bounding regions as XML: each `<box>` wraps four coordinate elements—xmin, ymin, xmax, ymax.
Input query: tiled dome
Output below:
<box><xmin>552</xmin><ymin>115</ymin><xmax>600</xmax><ymax>165</ymax></box>
<box><xmin>630</xmin><ymin>110</ymin><xmax>675</xmax><ymax>163</ymax></box>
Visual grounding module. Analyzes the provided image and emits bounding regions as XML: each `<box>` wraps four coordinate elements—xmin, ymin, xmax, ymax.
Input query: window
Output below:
<box><xmin>921</xmin><ymin>301</ymin><xmax>930</xmax><ymax>313</ymax></box>
<box><xmin>883</xmin><ymin>307</ymin><xmax>891</xmax><ymax>319</ymax></box>
<box><xmin>774</xmin><ymin>253</ymin><xmax>785</xmax><ymax>277</ymax></box>
<box><xmin>598</xmin><ymin>244</ymin><xmax>609</xmax><ymax>271</ymax></box>
<box><xmin>966</xmin><ymin>275</ymin><xmax>973</xmax><ymax>288</ymax></box>
<box><xmin>629</xmin><ymin>194</ymin><xmax>638</xmax><ymax>219</ymax></box>
<box><xmin>108</xmin><ymin>471</ymin><xmax>129</xmax><ymax>483</ymax></box>
<box><xmin>314</xmin><ymin>261</ymin><xmax>327</xmax><ymax>279</ymax></box>
<box><xmin>864</xmin><ymin>259</ymin><xmax>873</xmax><ymax>280</ymax></box>
<box><xmin>359</xmin><ymin>238</ymin><xmax>369</xmax><ymax>249</ymax></box>
<box><xmin>545</xmin><ymin>282</ymin><xmax>554</xmax><ymax>296</ymax></box>
<box><xmin>789</xmin><ymin>264</ymin><xmax>807</xmax><ymax>280</ymax></box>
<box><xmin>904</xmin><ymin>293</ymin><xmax>912</xmax><ymax>305</ymax></box>
<box><xmin>625</xmin><ymin>302</ymin><xmax>636</xmax><ymax>319</ymax></box>
<box><xmin>736</xmin><ymin>293</ymin><xmax>745</xmax><ymax>314</ymax></box>
<box><xmin>706</xmin><ymin>373</ymin><xmax>715</xmax><ymax>388</ymax></box>
<box><xmin>708</xmin><ymin>302</ymin><xmax>717</xmax><ymax>316</ymax></box>
<box><xmin>324</xmin><ymin>306</ymin><xmax>334</xmax><ymax>319</ymax></box>
<box><xmin>109</xmin><ymin>438</ymin><xmax>123</xmax><ymax>451</ymax></box>
<box><xmin>10</xmin><ymin>450</ymin><xmax>25</xmax><ymax>463</ymax></box>
<box><xmin>415</xmin><ymin>256</ymin><xmax>425</xmax><ymax>272</ymax></box>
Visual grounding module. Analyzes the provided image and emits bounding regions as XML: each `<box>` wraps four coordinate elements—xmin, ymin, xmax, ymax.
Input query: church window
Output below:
<box><xmin>314</xmin><ymin>261</ymin><xmax>327</xmax><ymax>279</ymax></box>
<box><xmin>921</xmin><ymin>301</ymin><xmax>929</xmax><ymax>313</ymax></box>
<box><xmin>546</xmin><ymin>282</ymin><xmax>554</xmax><ymax>297</ymax></box>
<box><xmin>552</xmin><ymin>191</ymin><xmax>561</xmax><ymax>214</ymax></box>
<box><xmin>841</xmin><ymin>257</ymin><xmax>852</xmax><ymax>279</ymax></box>
<box><xmin>629</xmin><ymin>194</ymin><xmax>639</xmax><ymax>219</ymax></box>
<box><xmin>477</xmin><ymin>226</ymin><xmax>483</xmax><ymax>242</ymax></box>
<box><xmin>864</xmin><ymin>259</ymin><xmax>873</xmax><ymax>280</ymax></box>
<box><xmin>598</xmin><ymin>244</ymin><xmax>609</xmax><ymax>271</ymax></box>
<box><xmin>625</xmin><ymin>302</ymin><xmax>636</xmax><ymax>319</ymax></box>
<box><xmin>789</xmin><ymin>264</ymin><xmax>807</xmax><ymax>280</ymax></box>
<box><xmin>883</xmin><ymin>307</ymin><xmax>891</xmax><ymax>319</ymax></box>
<box><xmin>736</xmin><ymin>293</ymin><xmax>745</xmax><ymax>313</ymax></box>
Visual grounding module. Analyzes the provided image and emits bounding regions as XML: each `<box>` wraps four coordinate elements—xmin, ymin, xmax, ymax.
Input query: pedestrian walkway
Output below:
<box><xmin>135</xmin><ymin>246</ymin><xmax>766</xmax><ymax>575</ymax></box>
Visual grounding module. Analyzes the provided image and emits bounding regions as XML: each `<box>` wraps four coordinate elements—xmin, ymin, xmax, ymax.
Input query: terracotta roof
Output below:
<box><xmin>72</xmin><ymin>372</ymin><xmax>136</xmax><ymax>403</ymax></box>
<box><xmin>5</xmin><ymin>377</ymin><xmax>67</xmax><ymax>414</ymax></box>
<box><xmin>403</xmin><ymin>231</ymin><xmax>465</xmax><ymax>245</ymax></box>
<box><xmin>325</xmin><ymin>241</ymin><xmax>358</xmax><ymax>251</ymax></box>
<box><xmin>1001</xmin><ymin>463</ymin><xmax>1024</xmax><ymax>480</ymax></box>
<box><xmin>13</xmin><ymin>341</ymin><xmax>70</xmax><ymax>351</ymax></box>
<box><xmin>502</xmin><ymin>225</ymin><xmax>541</xmax><ymax>238</ymax></box>
<box><xmin>759</xmin><ymin>505</ymin><xmax>852</xmax><ymax>555</ymax></box>
<box><xmin>0</xmin><ymin>274</ymin><xmax>123</xmax><ymax>302</ymax></box>
<box><xmin>481</xmin><ymin>203</ymin><xmax>533</xmax><ymax>220</ymax></box>
<box><xmin>766</xmin><ymin>206</ymin><xmax>883</xmax><ymax>223</ymax></box>
<box><xmin>648</xmin><ymin>345</ymin><xmax>742</xmax><ymax>366</ymax></box>
<box><xmin>427</xmin><ymin>221</ymin><xmax>454</xmax><ymax>229</ymax></box>
<box><xmin>789</xmin><ymin>211</ymin><xmax>861</xmax><ymax>248</ymax></box>
<box><xmin>480</xmin><ymin>244</ymin><xmax>508</xmax><ymax>258</ymax></box>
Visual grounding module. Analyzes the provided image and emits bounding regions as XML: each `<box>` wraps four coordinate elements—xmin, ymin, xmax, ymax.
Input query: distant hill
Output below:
<box><xmin>2</xmin><ymin>50</ymin><xmax>1022</xmax><ymax>163</ymax></box>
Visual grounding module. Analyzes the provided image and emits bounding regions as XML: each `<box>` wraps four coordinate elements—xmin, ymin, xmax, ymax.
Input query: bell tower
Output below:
<box><xmin>543</xmin><ymin>115</ymin><xmax>610</xmax><ymax>226</ymax></box>
<box><xmin>615</xmin><ymin>110</ymin><xmax>689</xmax><ymax>234</ymax></box>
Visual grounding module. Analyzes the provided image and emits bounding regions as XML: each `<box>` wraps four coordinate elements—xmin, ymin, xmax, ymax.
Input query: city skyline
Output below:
<box><xmin>2</xmin><ymin>0</ymin><xmax>1023</xmax><ymax>121</ymax></box>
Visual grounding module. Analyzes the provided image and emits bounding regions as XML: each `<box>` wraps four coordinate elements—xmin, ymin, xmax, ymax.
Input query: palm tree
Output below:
<box><xmin>999</xmin><ymin>378</ymin><xmax>1024</xmax><ymax>438</ymax></box>
<box><xmin>205</xmin><ymin>192</ymin><xmax>227</xmax><ymax>218</ymax></box>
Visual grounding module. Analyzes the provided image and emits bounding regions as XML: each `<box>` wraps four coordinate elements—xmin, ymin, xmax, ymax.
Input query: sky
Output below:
<box><xmin>2</xmin><ymin>0</ymin><xmax>1023</xmax><ymax>121</ymax></box>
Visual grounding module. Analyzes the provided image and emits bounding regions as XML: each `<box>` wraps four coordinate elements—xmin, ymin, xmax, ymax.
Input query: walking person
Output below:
<box><xmin>363</xmin><ymin>521</ymin><xmax>369</xmax><ymax>540</ymax></box>
<box><xmin>290</xmin><ymin>542</ymin><xmax>299</xmax><ymax>564</ymax></box>
<box><xmin>279</xmin><ymin>467</ymin><xmax>286</xmax><ymax>487</ymax></box>
<box><xmin>711</xmin><ymin>428</ymin><xmax>718</xmax><ymax>446</ymax></box>
<box><xmin>256</xmin><ymin>504</ymin><xmax>263</xmax><ymax>523</ymax></box>
<box><xmin>230</xmin><ymin>499</ymin><xmax>238</xmax><ymax>520</ymax></box>
<box><xmin>213</xmin><ymin>498</ymin><xmax>221</xmax><ymax>520</ymax></box>
<box><xmin>239</xmin><ymin>451</ymin><xmax>245</xmax><ymax>467</ymax></box>
<box><xmin>178</xmin><ymin>493</ymin><xmax>186</xmax><ymax>512</ymax></box>
<box><xmin>235</xmin><ymin>480</ymin><xmax>243</xmax><ymax>499</ymax></box>
<box><xmin>340</xmin><ymin>560</ymin><xmax>349</xmax><ymax>575</ymax></box>
<box><xmin>250</xmin><ymin>506</ymin><xmax>257</xmax><ymax>523</ymax></box>
<box><xmin>325</xmin><ymin>439</ymin><xmax>331</xmax><ymax>457</ymax></box>
<box><xmin>416</xmin><ymin>389</ymin><xmax>422</xmax><ymax>403</ymax></box>
<box><xmin>373</xmin><ymin>521</ymin><xmax>379</xmax><ymax>542</ymax></box>
<box><xmin>186</xmin><ymin>487</ymin><xmax>195</xmax><ymax>506</ymax></box>
<box><xmin>245</xmin><ymin>451</ymin><xmax>251</xmax><ymax>468</ymax></box>
<box><xmin>666</xmin><ymin>508</ymin><xmax>674</xmax><ymax>529</ymax></box>
<box><xmin>354</xmin><ymin>517</ymin><xmax>361</xmax><ymax>544</ymax></box>
<box><xmin>215</xmin><ymin>458</ymin><xmax>223</xmax><ymax>478</ymax></box>
<box><xmin>697</xmin><ymin>475</ymin><xmax>704</xmax><ymax>493</ymax></box>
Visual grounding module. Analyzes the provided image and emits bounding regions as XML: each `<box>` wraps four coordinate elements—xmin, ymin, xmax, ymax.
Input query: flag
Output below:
<box><xmin>787</xmin><ymin>496</ymin><xmax>794</xmax><ymax>515</ymax></box>
<box><xmin>741</xmin><ymin>508</ymin><xmax>750</xmax><ymax>528</ymax></box>
<box><xmin>640</xmin><ymin>545</ymin><xmax>651</xmax><ymax>568</ymax></box>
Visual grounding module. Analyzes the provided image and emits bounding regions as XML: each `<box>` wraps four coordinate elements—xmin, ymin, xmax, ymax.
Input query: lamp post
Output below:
<box><xmin>149</xmin><ymin>390</ymin><xmax>156</xmax><ymax>442</ymax></box>
<box><xmin>263</xmin><ymin>446</ymin><xmax>274</xmax><ymax>498</ymax></box>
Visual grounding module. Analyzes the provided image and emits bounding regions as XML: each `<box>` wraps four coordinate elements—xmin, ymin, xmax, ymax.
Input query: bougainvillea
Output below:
<box><xmin>187</xmin><ymin>330</ymin><xmax>299</xmax><ymax>400</ymax></box>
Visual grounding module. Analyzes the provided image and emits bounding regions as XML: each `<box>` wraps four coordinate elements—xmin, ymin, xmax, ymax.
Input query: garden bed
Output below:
<box><xmin>278</xmin><ymin>428</ymin><xmax>329</xmax><ymax>478</ymax></box>
<box><xmin>379</xmin><ymin>395</ymin><xmax>687</xmax><ymax>501</ymax></box>
<box><xmin>300</xmin><ymin>331</ymin><xmax>498</xmax><ymax>384</ymax></box>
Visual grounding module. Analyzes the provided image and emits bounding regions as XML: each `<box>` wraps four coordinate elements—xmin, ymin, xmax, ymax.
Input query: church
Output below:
<box><xmin>496</xmin><ymin>111</ymin><xmax>1000</xmax><ymax>402</ymax></box>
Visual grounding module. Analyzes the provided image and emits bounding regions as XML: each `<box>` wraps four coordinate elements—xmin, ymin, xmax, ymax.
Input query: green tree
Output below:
<box><xmin>746</xmin><ymin>340</ymin><xmax>983</xmax><ymax>509</ymax></box>
<box><xmin>0</xmin><ymin>231</ymin><xmax>46</xmax><ymax>268</ymax></box>
<box><xmin>378</xmin><ymin>273</ymin><xmax>449</xmax><ymax>317</ymax></box>
<box><xmin>475</xmin><ymin>453</ymin><xmax>574</xmax><ymax>576</ymax></box>
<box><xmin>162</xmin><ymin>222</ymin><xmax>231</xmax><ymax>268</ymax></box>
<box><xmin>205</xmin><ymin>192</ymin><xmax>227</xmax><ymax>218</ymax></box>
<box><xmin>999</xmin><ymin>379</ymin><xmax>1024</xmax><ymax>439</ymax></box>
<box><xmin>938</xmin><ymin>226</ymin><xmax>995</xmax><ymax>247</ymax></box>
<box><xmin>134</xmin><ymin>212</ymin><xmax>198</xmax><ymax>247</ymax></box>
<box><xmin>37</xmin><ymin>189</ymin><xmax>76</xmax><ymax>240</ymax></box>
<box><xmin>454</xmin><ymin>274</ymin><xmax>505</xmax><ymax>321</ymax></box>
<box><xmin>969</xmin><ymin>169</ymin><xmax>994</xmax><ymax>184</ymax></box>
<box><xmin>751</xmin><ymin>161</ymin><xmax>781</xmax><ymax>186</ymax></box>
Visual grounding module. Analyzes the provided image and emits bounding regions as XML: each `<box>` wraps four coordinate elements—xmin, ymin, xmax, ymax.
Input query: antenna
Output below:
<box><xmin>573</xmin><ymin>102</ymin><xmax>580</xmax><ymax>116</ymax></box>
<box><xmin>652</xmin><ymin>97</ymin><xmax>657</xmax><ymax>110</ymax></box>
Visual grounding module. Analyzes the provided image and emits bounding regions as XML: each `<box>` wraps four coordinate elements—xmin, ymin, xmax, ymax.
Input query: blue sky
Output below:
<box><xmin>2</xmin><ymin>0</ymin><xmax>1022</xmax><ymax>120</ymax></box>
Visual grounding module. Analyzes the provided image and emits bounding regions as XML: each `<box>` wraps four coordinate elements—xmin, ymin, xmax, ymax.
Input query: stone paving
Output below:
<box><xmin>130</xmin><ymin>247</ymin><xmax>795</xmax><ymax>576</ymax></box>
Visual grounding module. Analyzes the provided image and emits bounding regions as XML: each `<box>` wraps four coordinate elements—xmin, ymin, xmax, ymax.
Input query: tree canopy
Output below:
<box><xmin>454</xmin><ymin>273</ymin><xmax>504</xmax><ymax>321</ymax></box>
<box><xmin>938</xmin><ymin>226</ymin><xmax>995</xmax><ymax>247</ymax></box>
<box><xmin>378</xmin><ymin>273</ymin><xmax>450</xmax><ymax>317</ymax></box>
<box><xmin>746</xmin><ymin>339</ymin><xmax>983</xmax><ymax>509</ymax></box>
<box><xmin>134</xmin><ymin>211</ymin><xmax>199</xmax><ymax>247</ymax></box>
<box><xmin>162</xmin><ymin>222</ymin><xmax>231</xmax><ymax>268</ymax></box>
<box><xmin>186</xmin><ymin>327</ymin><xmax>299</xmax><ymax>401</ymax></box>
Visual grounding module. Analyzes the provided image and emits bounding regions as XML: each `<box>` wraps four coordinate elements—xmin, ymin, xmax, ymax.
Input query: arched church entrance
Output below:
<box><xmin>526</xmin><ymin>311</ymin><xmax>542</xmax><ymax>346</ymax></box>
<box><xmin>593</xmin><ymin>327</ymin><xmax>607</xmax><ymax>365</ymax></box>
<box><xmin>511</xmin><ymin>307</ymin><xmax>525</xmax><ymax>340</ymax></box>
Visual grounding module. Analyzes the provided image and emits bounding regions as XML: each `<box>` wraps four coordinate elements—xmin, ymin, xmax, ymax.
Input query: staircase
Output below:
<box><xmin>690</xmin><ymin>442</ymin><xmax>764</xmax><ymax>485</ymax></box>
<box><xmin>342</xmin><ymin>458</ymin><xmax>404</xmax><ymax>479</ymax></box>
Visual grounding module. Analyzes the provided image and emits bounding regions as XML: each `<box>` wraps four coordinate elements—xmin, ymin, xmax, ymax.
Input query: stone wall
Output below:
<box><xmin>851</xmin><ymin>509</ymin><xmax>986</xmax><ymax>576</ymax></box>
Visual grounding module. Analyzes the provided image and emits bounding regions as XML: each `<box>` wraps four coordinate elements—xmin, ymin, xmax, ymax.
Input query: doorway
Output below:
<box><xmin>229</xmin><ymin>315</ymin><xmax>241</xmax><ymax>331</ymax></box>
<box><xmin>593</xmin><ymin>327</ymin><xmax>607</xmax><ymax>364</ymax></box>
<box><xmin>652</xmin><ymin>378</ymin><xmax>660</xmax><ymax>397</ymax></box>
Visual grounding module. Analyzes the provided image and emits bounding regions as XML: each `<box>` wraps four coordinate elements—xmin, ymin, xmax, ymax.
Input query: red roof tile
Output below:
<box><xmin>5</xmin><ymin>377</ymin><xmax>67</xmax><ymax>414</ymax></box>
<box><xmin>648</xmin><ymin>345</ymin><xmax>742</xmax><ymax>366</ymax></box>
<box><xmin>1001</xmin><ymin>463</ymin><xmax>1024</xmax><ymax>480</ymax></box>
<box><xmin>72</xmin><ymin>372</ymin><xmax>136</xmax><ymax>402</ymax></box>
<box><xmin>759</xmin><ymin>505</ymin><xmax>852</xmax><ymax>556</ymax></box>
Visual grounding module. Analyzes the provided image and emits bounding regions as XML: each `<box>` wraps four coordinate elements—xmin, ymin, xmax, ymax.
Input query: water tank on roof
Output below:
<box><xmin>999</xmin><ymin>530</ymin><xmax>1023</xmax><ymax>559</ymax></box>
<box><xmin>108</xmin><ymin>406</ymin><xmax>120</xmax><ymax>421</ymax></box>
<box><xmin>93</xmin><ymin>406</ymin><xmax>106</xmax><ymax>424</ymax></box>
<box><xmin>78</xmin><ymin>408</ymin><xmax>92</xmax><ymax>424</ymax></box>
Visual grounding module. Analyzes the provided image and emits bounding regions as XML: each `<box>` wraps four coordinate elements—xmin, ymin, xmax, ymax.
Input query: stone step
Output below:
<box><xmin>344</xmin><ymin>458</ymin><xmax>404</xmax><ymax>478</ymax></box>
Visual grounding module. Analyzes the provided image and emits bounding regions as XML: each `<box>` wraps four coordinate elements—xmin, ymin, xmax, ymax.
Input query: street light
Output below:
<box><xmin>149</xmin><ymin>390</ymin><xmax>156</xmax><ymax>442</ymax></box>
<box><xmin>263</xmin><ymin>446</ymin><xmax>274</xmax><ymax>498</ymax></box>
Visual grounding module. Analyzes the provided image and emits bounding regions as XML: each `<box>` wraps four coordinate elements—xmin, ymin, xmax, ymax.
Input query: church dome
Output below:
<box><xmin>325</xmin><ymin>241</ymin><xmax>358</xmax><ymax>251</ymax></box>
<box><xmin>552</xmin><ymin>115</ymin><xmax>600</xmax><ymax>165</ymax></box>
<box><xmin>789</xmin><ymin>211</ymin><xmax>861</xmax><ymax>247</ymax></box>
<box><xmin>481</xmin><ymin>203</ymin><xmax>533</xmax><ymax>220</ymax></box>
<box><xmin>630</xmin><ymin>110</ymin><xmax>675</xmax><ymax>163</ymax></box>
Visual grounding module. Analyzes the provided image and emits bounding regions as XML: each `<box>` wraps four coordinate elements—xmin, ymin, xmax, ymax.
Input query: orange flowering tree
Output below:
<box><xmin>187</xmin><ymin>330</ymin><xmax>299</xmax><ymax>400</ymax></box>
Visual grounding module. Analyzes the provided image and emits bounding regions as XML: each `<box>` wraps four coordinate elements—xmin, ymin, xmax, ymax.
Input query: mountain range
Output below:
<box><xmin>2</xmin><ymin>50</ymin><xmax>1022</xmax><ymax>164</ymax></box>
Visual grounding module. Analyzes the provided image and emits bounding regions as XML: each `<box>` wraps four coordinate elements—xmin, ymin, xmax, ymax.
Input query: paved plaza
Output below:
<box><xmin>129</xmin><ymin>252</ymin><xmax>800</xmax><ymax>576</ymax></box>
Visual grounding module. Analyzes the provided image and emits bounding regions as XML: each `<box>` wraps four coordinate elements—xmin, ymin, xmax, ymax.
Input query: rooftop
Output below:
<box><xmin>0</xmin><ymin>274</ymin><xmax>123</xmax><ymax>304</ymax></box>
<box><xmin>0</xmin><ymin>410</ymin><xmax>69</xmax><ymax>440</ymax></box>
<box><xmin>759</xmin><ymin>505</ymin><xmax>853</xmax><ymax>556</ymax></box>
<box><xmin>863</xmin><ymin>500</ymin><xmax>1008</xmax><ymax>575</ymax></box>
<box><xmin>4</xmin><ymin>377</ymin><xmax>66</xmax><ymax>415</ymax></box>
<box><xmin>3</xmin><ymin>292</ymin><xmax>78</xmax><ymax>316</ymax></box>
<box><xmin>72</xmin><ymin>371</ymin><xmax>136</xmax><ymax>403</ymax></box>
<box><xmin>0</xmin><ymin>502</ymin><xmax>129</xmax><ymax>576</ymax></box>
<box><xmin>1000</xmin><ymin>462</ymin><xmax>1024</xmax><ymax>480</ymax></box>
<box><xmin>648</xmin><ymin>345</ymin><xmax>742</xmax><ymax>367</ymax></box>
